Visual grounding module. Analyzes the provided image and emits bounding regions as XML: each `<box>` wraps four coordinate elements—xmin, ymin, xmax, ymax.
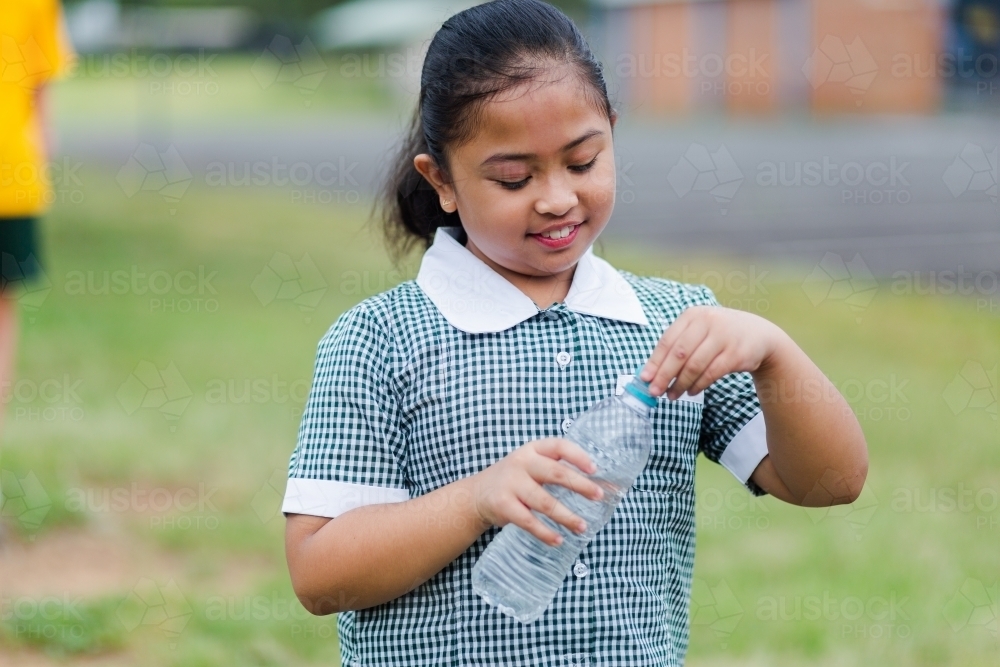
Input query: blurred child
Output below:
<box><xmin>0</xmin><ymin>0</ymin><xmax>74</xmax><ymax>435</ymax></box>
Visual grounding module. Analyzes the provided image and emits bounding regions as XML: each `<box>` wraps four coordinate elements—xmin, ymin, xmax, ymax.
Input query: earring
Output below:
<box><xmin>441</xmin><ymin>199</ymin><xmax>454</xmax><ymax>211</ymax></box>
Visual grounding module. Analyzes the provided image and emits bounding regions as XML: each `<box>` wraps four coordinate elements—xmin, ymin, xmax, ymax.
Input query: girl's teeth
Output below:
<box><xmin>541</xmin><ymin>225</ymin><xmax>573</xmax><ymax>239</ymax></box>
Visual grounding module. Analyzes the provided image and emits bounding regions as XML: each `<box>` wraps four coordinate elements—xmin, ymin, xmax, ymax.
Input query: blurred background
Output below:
<box><xmin>0</xmin><ymin>0</ymin><xmax>997</xmax><ymax>665</ymax></box>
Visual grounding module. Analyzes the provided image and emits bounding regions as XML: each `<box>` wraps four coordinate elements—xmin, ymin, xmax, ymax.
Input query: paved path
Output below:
<box><xmin>60</xmin><ymin>113</ymin><xmax>999</xmax><ymax>275</ymax></box>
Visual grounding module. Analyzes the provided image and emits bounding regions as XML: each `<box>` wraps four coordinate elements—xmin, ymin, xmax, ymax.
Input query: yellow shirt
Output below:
<box><xmin>1</xmin><ymin>0</ymin><xmax>74</xmax><ymax>216</ymax></box>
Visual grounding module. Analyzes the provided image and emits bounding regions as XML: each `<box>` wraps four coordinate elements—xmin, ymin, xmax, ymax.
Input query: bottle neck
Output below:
<box><xmin>619</xmin><ymin>390</ymin><xmax>653</xmax><ymax>417</ymax></box>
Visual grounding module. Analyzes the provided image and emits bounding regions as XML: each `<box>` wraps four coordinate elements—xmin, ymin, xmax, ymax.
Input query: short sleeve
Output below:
<box><xmin>694</xmin><ymin>286</ymin><xmax>770</xmax><ymax>496</ymax></box>
<box><xmin>282</xmin><ymin>305</ymin><xmax>410</xmax><ymax>518</ymax></box>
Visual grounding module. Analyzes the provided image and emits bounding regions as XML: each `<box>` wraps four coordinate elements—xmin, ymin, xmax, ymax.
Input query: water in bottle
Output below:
<box><xmin>471</xmin><ymin>371</ymin><xmax>656</xmax><ymax>623</ymax></box>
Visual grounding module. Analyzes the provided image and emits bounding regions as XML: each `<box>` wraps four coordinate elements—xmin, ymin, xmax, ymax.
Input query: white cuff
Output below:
<box><xmin>718</xmin><ymin>412</ymin><xmax>768</xmax><ymax>484</ymax></box>
<box><xmin>282</xmin><ymin>478</ymin><xmax>410</xmax><ymax>519</ymax></box>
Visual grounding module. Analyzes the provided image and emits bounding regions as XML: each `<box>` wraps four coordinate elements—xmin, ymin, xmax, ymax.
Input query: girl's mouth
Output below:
<box><xmin>529</xmin><ymin>223</ymin><xmax>581</xmax><ymax>249</ymax></box>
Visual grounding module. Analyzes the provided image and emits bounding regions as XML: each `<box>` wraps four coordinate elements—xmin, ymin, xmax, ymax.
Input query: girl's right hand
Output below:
<box><xmin>470</xmin><ymin>437</ymin><xmax>605</xmax><ymax>546</ymax></box>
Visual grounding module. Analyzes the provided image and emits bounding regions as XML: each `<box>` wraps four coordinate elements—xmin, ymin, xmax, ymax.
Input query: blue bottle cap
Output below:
<box><xmin>625</xmin><ymin>366</ymin><xmax>657</xmax><ymax>407</ymax></box>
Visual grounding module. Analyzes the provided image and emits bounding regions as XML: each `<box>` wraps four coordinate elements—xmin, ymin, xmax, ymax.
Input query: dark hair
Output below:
<box><xmin>374</xmin><ymin>0</ymin><xmax>615</xmax><ymax>261</ymax></box>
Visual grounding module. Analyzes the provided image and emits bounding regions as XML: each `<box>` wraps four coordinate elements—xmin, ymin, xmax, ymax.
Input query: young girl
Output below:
<box><xmin>283</xmin><ymin>1</ymin><xmax>868</xmax><ymax>665</ymax></box>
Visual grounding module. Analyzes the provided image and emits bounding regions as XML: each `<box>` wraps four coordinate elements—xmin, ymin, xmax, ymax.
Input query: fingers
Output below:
<box><xmin>529</xmin><ymin>456</ymin><xmax>604</xmax><ymax>503</ymax></box>
<box><xmin>646</xmin><ymin>317</ymin><xmax>710</xmax><ymax>397</ymax></box>
<box><xmin>666</xmin><ymin>334</ymin><xmax>725</xmax><ymax>400</ymax></box>
<box><xmin>686</xmin><ymin>350</ymin><xmax>732</xmax><ymax>397</ymax></box>
<box><xmin>505</xmin><ymin>501</ymin><xmax>565</xmax><ymax>546</ymax></box>
<box><xmin>640</xmin><ymin>310</ymin><xmax>692</xmax><ymax>385</ymax></box>
<box><xmin>519</xmin><ymin>482</ymin><xmax>587</xmax><ymax>542</ymax></box>
<box><xmin>534</xmin><ymin>437</ymin><xmax>597</xmax><ymax>475</ymax></box>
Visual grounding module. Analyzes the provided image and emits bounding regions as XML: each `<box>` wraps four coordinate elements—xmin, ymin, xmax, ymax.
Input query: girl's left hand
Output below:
<box><xmin>640</xmin><ymin>306</ymin><xmax>789</xmax><ymax>400</ymax></box>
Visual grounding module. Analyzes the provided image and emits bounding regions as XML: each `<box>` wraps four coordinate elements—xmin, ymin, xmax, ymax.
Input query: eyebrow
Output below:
<box><xmin>480</xmin><ymin>129</ymin><xmax>604</xmax><ymax>167</ymax></box>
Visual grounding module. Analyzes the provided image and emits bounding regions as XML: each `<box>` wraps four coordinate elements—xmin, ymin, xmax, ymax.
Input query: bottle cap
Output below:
<box><xmin>625</xmin><ymin>365</ymin><xmax>657</xmax><ymax>407</ymax></box>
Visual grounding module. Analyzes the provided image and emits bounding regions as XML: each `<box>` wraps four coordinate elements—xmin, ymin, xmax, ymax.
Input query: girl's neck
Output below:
<box><xmin>464</xmin><ymin>235</ymin><xmax>576</xmax><ymax>310</ymax></box>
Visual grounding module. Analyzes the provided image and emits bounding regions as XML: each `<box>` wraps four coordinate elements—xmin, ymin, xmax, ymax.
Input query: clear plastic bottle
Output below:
<box><xmin>471</xmin><ymin>373</ymin><xmax>656</xmax><ymax>623</ymax></box>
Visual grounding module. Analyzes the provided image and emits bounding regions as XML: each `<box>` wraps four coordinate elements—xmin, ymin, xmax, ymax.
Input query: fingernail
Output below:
<box><xmin>577</xmin><ymin>521</ymin><xmax>587</xmax><ymax>532</ymax></box>
<box><xmin>594</xmin><ymin>488</ymin><xmax>603</xmax><ymax>499</ymax></box>
<box><xmin>553</xmin><ymin>535</ymin><xmax>562</xmax><ymax>545</ymax></box>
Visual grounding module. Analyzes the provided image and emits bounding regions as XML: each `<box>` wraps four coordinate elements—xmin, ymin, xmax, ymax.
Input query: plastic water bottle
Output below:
<box><xmin>471</xmin><ymin>371</ymin><xmax>656</xmax><ymax>623</ymax></box>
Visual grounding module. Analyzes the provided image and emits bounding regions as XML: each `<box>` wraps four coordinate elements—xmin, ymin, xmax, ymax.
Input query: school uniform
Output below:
<box><xmin>283</xmin><ymin>226</ymin><xmax>768</xmax><ymax>666</ymax></box>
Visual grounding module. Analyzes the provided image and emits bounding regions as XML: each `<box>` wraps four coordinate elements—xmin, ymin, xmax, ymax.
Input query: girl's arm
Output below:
<box><xmin>286</xmin><ymin>474</ymin><xmax>488</xmax><ymax>615</ymax></box>
<box><xmin>641</xmin><ymin>306</ymin><xmax>868</xmax><ymax>506</ymax></box>
<box><xmin>286</xmin><ymin>437</ymin><xmax>604</xmax><ymax>614</ymax></box>
<box><xmin>745</xmin><ymin>334</ymin><xmax>868</xmax><ymax>505</ymax></box>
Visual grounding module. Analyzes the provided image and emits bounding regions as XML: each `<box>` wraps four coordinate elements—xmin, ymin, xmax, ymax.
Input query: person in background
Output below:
<box><xmin>0</xmin><ymin>0</ymin><xmax>75</xmax><ymax>437</ymax></box>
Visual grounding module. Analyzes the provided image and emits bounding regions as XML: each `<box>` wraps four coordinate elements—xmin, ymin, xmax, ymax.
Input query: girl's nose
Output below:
<box><xmin>534</xmin><ymin>174</ymin><xmax>579</xmax><ymax>217</ymax></box>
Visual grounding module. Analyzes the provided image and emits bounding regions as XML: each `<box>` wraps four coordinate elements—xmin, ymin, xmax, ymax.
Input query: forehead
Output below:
<box><xmin>457</xmin><ymin>69</ymin><xmax>610</xmax><ymax>160</ymax></box>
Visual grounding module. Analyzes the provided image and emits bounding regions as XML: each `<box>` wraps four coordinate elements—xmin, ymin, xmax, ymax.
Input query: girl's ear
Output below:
<box><xmin>610</xmin><ymin>110</ymin><xmax>618</xmax><ymax>130</ymax></box>
<box><xmin>413</xmin><ymin>154</ymin><xmax>457</xmax><ymax>213</ymax></box>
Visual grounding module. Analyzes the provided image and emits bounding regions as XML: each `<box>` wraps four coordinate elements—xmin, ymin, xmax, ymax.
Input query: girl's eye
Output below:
<box><xmin>569</xmin><ymin>155</ymin><xmax>599</xmax><ymax>173</ymax></box>
<box><xmin>497</xmin><ymin>177</ymin><xmax>531</xmax><ymax>191</ymax></box>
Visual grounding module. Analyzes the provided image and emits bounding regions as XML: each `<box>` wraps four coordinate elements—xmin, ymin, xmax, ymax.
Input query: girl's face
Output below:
<box><xmin>415</xmin><ymin>65</ymin><xmax>617</xmax><ymax>282</ymax></box>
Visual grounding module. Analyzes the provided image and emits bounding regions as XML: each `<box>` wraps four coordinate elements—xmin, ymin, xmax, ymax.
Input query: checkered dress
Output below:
<box><xmin>286</xmin><ymin>270</ymin><xmax>764</xmax><ymax>667</ymax></box>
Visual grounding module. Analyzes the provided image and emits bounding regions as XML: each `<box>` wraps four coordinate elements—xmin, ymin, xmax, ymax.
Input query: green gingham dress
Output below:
<box><xmin>283</xmin><ymin>227</ymin><xmax>768</xmax><ymax>666</ymax></box>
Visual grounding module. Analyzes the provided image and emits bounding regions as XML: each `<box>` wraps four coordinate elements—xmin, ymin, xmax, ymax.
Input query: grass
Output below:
<box><xmin>53</xmin><ymin>52</ymin><xmax>410</xmax><ymax>134</ymax></box>
<box><xmin>2</xmin><ymin>61</ymin><xmax>998</xmax><ymax>664</ymax></box>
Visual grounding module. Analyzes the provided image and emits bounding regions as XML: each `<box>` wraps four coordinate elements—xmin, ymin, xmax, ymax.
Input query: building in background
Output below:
<box><xmin>60</xmin><ymin>0</ymin><xmax>997</xmax><ymax>116</ymax></box>
<box><xmin>590</xmin><ymin>0</ymin><xmax>955</xmax><ymax>115</ymax></box>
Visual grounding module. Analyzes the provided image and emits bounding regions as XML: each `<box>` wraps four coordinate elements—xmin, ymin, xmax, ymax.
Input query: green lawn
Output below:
<box><xmin>1</xmin><ymin>57</ymin><xmax>997</xmax><ymax>665</ymax></box>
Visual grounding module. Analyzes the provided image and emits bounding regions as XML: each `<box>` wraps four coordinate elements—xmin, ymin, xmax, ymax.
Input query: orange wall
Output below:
<box><xmin>622</xmin><ymin>0</ymin><xmax>944</xmax><ymax>116</ymax></box>
<box><xmin>808</xmin><ymin>0</ymin><xmax>943</xmax><ymax>112</ymax></box>
<box><xmin>628</xmin><ymin>3</ymin><xmax>693</xmax><ymax>115</ymax></box>
<box><xmin>727</xmin><ymin>0</ymin><xmax>778</xmax><ymax>113</ymax></box>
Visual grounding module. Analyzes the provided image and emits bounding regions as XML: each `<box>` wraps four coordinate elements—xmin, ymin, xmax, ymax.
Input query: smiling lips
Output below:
<box><xmin>530</xmin><ymin>222</ymin><xmax>581</xmax><ymax>249</ymax></box>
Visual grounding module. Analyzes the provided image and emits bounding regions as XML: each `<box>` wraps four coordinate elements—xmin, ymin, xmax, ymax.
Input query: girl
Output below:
<box><xmin>283</xmin><ymin>1</ymin><xmax>868</xmax><ymax>665</ymax></box>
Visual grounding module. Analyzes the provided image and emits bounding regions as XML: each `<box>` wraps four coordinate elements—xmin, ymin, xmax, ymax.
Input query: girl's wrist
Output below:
<box><xmin>452</xmin><ymin>473</ymin><xmax>493</xmax><ymax>534</ymax></box>
<box><xmin>752</xmin><ymin>326</ymin><xmax>796</xmax><ymax>383</ymax></box>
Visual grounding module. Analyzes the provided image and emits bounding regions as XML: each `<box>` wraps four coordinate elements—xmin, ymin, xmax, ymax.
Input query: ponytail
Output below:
<box><xmin>376</xmin><ymin>110</ymin><xmax>460</xmax><ymax>262</ymax></box>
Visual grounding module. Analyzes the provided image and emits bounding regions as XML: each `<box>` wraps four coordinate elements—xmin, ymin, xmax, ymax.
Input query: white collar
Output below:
<box><xmin>415</xmin><ymin>226</ymin><xmax>650</xmax><ymax>334</ymax></box>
